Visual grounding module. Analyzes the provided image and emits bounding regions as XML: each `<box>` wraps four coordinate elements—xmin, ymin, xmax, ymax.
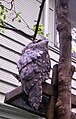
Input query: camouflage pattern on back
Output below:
<box><xmin>17</xmin><ymin>38</ymin><xmax>51</xmax><ymax>109</ymax></box>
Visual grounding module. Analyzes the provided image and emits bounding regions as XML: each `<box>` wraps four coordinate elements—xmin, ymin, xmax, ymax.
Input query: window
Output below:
<box><xmin>70</xmin><ymin>0</ymin><xmax>76</xmax><ymax>57</ymax></box>
<box><xmin>54</xmin><ymin>0</ymin><xmax>76</xmax><ymax>58</ymax></box>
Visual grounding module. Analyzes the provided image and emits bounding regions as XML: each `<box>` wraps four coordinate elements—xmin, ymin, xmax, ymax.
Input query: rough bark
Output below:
<box><xmin>56</xmin><ymin>0</ymin><xmax>75</xmax><ymax>119</ymax></box>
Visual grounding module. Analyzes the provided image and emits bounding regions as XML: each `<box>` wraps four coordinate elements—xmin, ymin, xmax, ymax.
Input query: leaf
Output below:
<box><xmin>0</xmin><ymin>11</ymin><xmax>4</xmax><ymax>16</ymax></box>
<box><xmin>0</xmin><ymin>19</ymin><xmax>4</xmax><ymax>25</ymax></box>
<box><xmin>1</xmin><ymin>29</ymin><xmax>4</xmax><ymax>33</ymax></box>
<box><xmin>3</xmin><ymin>15</ymin><xmax>6</xmax><ymax>20</ymax></box>
<box><xmin>1</xmin><ymin>5</ymin><xmax>4</xmax><ymax>10</ymax></box>
<box><xmin>46</xmin><ymin>33</ymin><xmax>50</xmax><ymax>37</ymax></box>
<box><xmin>32</xmin><ymin>24</ymin><xmax>44</xmax><ymax>35</ymax></box>
<box><xmin>5</xmin><ymin>9</ymin><xmax>8</xmax><ymax>12</ymax></box>
<box><xmin>18</xmin><ymin>19</ymin><xmax>21</xmax><ymax>22</ymax></box>
<box><xmin>32</xmin><ymin>24</ymin><xmax>36</xmax><ymax>31</ymax></box>
<box><xmin>16</xmin><ymin>12</ymin><xmax>21</xmax><ymax>18</ymax></box>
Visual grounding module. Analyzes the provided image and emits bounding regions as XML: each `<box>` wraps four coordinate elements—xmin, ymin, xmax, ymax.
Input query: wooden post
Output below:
<box><xmin>46</xmin><ymin>64</ymin><xmax>58</xmax><ymax>119</ymax></box>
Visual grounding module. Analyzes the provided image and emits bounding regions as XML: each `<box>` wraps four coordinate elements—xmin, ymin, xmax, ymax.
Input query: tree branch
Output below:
<box><xmin>0</xmin><ymin>0</ymin><xmax>14</xmax><ymax>10</ymax></box>
<box><xmin>0</xmin><ymin>24</ymin><xmax>33</xmax><ymax>40</ymax></box>
<box><xmin>33</xmin><ymin>0</ymin><xmax>46</xmax><ymax>40</ymax></box>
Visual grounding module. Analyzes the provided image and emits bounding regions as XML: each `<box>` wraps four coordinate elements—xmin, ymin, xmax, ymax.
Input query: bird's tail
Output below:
<box><xmin>28</xmin><ymin>80</ymin><xmax>42</xmax><ymax>110</ymax></box>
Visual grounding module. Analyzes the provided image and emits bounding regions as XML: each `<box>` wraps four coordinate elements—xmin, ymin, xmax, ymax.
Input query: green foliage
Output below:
<box><xmin>32</xmin><ymin>24</ymin><xmax>50</xmax><ymax>37</ymax></box>
<box><xmin>0</xmin><ymin>18</ymin><xmax>4</xmax><ymax>25</ymax></box>
<box><xmin>0</xmin><ymin>3</ymin><xmax>7</xmax><ymax>26</ymax></box>
<box><xmin>0</xmin><ymin>1</ymin><xmax>22</xmax><ymax>32</ymax></box>
<box><xmin>18</xmin><ymin>19</ymin><xmax>21</xmax><ymax>22</ymax></box>
<box><xmin>16</xmin><ymin>12</ymin><xmax>21</xmax><ymax>18</ymax></box>
<box><xmin>32</xmin><ymin>24</ymin><xmax>44</xmax><ymax>35</ymax></box>
<box><xmin>0</xmin><ymin>2</ymin><xmax>8</xmax><ymax>32</ymax></box>
<box><xmin>3</xmin><ymin>14</ymin><xmax>6</xmax><ymax>20</ymax></box>
<box><xmin>12</xmin><ymin>12</ymin><xmax>21</xmax><ymax>22</ymax></box>
<box><xmin>0</xmin><ymin>2</ymin><xmax>49</xmax><ymax>37</ymax></box>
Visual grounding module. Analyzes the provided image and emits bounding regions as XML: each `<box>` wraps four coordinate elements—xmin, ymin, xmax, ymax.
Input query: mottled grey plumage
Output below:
<box><xmin>17</xmin><ymin>38</ymin><xmax>51</xmax><ymax>110</ymax></box>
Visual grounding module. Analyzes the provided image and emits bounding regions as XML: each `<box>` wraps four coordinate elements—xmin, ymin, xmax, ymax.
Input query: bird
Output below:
<box><xmin>17</xmin><ymin>38</ymin><xmax>51</xmax><ymax>110</ymax></box>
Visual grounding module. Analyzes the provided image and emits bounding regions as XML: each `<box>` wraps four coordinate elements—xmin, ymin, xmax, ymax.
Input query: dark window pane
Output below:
<box><xmin>55</xmin><ymin>0</ymin><xmax>76</xmax><ymax>58</ymax></box>
<box><xmin>69</xmin><ymin>0</ymin><xmax>76</xmax><ymax>57</ymax></box>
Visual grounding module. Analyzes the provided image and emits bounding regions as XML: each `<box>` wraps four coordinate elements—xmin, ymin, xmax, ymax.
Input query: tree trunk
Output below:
<box><xmin>56</xmin><ymin>0</ymin><xmax>74</xmax><ymax>119</ymax></box>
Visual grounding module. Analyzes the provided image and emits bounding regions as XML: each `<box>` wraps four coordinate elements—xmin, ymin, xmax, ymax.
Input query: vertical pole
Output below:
<box><xmin>44</xmin><ymin>0</ymin><xmax>49</xmax><ymax>37</ymax></box>
<box><xmin>33</xmin><ymin>0</ymin><xmax>46</xmax><ymax>40</ymax></box>
<box><xmin>46</xmin><ymin>64</ymin><xmax>58</xmax><ymax>119</ymax></box>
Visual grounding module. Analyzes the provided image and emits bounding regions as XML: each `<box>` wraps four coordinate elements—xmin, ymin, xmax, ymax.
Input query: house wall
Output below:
<box><xmin>0</xmin><ymin>0</ymin><xmax>55</xmax><ymax>103</ymax></box>
<box><xmin>0</xmin><ymin>0</ymin><xmax>76</xmax><ymax>118</ymax></box>
<box><xmin>0</xmin><ymin>0</ymin><xmax>41</xmax><ymax>103</ymax></box>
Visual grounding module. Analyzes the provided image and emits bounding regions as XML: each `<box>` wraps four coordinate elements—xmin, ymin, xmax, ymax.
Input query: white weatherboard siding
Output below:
<box><xmin>0</xmin><ymin>32</ymin><xmax>28</xmax><ymax>103</ymax></box>
<box><xmin>0</xmin><ymin>1</ymin><xmax>46</xmax><ymax>118</ymax></box>
<box><xmin>4</xmin><ymin>0</ymin><xmax>42</xmax><ymax>36</ymax></box>
<box><xmin>0</xmin><ymin>0</ymin><xmax>55</xmax><ymax>102</ymax></box>
<box><xmin>1</xmin><ymin>46</ymin><xmax>20</xmax><ymax>63</ymax></box>
<box><xmin>0</xmin><ymin>34</ymin><xmax>24</xmax><ymax>53</ymax></box>
<box><xmin>0</xmin><ymin>70</ymin><xmax>20</xmax><ymax>86</ymax></box>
